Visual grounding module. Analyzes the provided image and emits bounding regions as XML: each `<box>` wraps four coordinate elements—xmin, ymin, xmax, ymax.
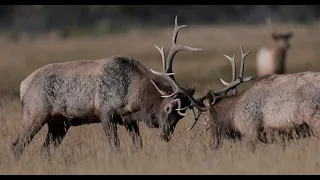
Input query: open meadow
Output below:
<box><xmin>1</xmin><ymin>22</ymin><xmax>320</xmax><ymax>174</ymax></box>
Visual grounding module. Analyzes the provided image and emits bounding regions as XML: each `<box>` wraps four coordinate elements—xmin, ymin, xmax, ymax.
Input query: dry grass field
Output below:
<box><xmin>1</xmin><ymin>22</ymin><xmax>320</xmax><ymax>174</ymax></box>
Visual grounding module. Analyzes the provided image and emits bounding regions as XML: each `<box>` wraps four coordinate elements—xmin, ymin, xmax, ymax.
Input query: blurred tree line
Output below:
<box><xmin>0</xmin><ymin>5</ymin><xmax>319</xmax><ymax>38</ymax></box>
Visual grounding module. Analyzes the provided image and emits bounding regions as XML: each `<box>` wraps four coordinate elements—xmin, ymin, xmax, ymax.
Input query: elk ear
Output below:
<box><xmin>150</xmin><ymin>79</ymin><xmax>167</xmax><ymax>96</ymax></box>
<box><xmin>203</xmin><ymin>99</ymin><xmax>210</xmax><ymax>106</ymax></box>
<box><xmin>186</xmin><ymin>87</ymin><xmax>195</xmax><ymax>96</ymax></box>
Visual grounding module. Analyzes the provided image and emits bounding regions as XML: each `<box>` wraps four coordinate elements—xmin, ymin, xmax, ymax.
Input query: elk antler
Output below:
<box><xmin>150</xmin><ymin>15</ymin><xmax>203</xmax><ymax>116</ymax></box>
<box><xmin>186</xmin><ymin>45</ymin><xmax>258</xmax><ymax>130</ymax></box>
<box><xmin>220</xmin><ymin>53</ymin><xmax>238</xmax><ymax>95</ymax></box>
<box><xmin>154</xmin><ymin>45</ymin><xmax>167</xmax><ymax>73</ymax></box>
<box><xmin>151</xmin><ymin>15</ymin><xmax>202</xmax><ymax>80</ymax></box>
<box><xmin>213</xmin><ymin>44</ymin><xmax>257</xmax><ymax>97</ymax></box>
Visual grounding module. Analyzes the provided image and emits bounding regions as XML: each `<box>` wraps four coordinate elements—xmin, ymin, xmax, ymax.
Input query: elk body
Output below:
<box><xmin>256</xmin><ymin>32</ymin><xmax>293</xmax><ymax>77</ymax></box>
<box><xmin>153</xmin><ymin>45</ymin><xmax>320</xmax><ymax>152</ymax></box>
<box><xmin>12</xmin><ymin>16</ymin><xmax>202</xmax><ymax>159</ymax></box>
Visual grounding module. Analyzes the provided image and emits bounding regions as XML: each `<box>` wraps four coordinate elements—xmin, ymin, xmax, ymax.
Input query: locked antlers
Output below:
<box><xmin>187</xmin><ymin>45</ymin><xmax>257</xmax><ymax>130</ymax></box>
<box><xmin>150</xmin><ymin>16</ymin><xmax>257</xmax><ymax>130</ymax></box>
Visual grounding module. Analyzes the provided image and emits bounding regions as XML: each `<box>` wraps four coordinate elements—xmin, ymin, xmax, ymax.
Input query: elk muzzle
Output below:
<box><xmin>159</xmin><ymin>125</ymin><xmax>175</xmax><ymax>142</ymax></box>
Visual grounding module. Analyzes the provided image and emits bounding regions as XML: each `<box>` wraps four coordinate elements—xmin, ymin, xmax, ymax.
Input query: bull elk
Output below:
<box><xmin>256</xmin><ymin>31</ymin><xmax>293</xmax><ymax>77</ymax></box>
<box><xmin>12</xmin><ymin>16</ymin><xmax>202</xmax><ymax>159</ymax></box>
<box><xmin>152</xmin><ymin>44</ymin><xmax>320</xmax><ymax>152</ymax></box>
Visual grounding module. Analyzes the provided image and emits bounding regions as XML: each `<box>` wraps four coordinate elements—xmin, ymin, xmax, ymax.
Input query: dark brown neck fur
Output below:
<box><xmin>271</xmin><ymin>43</ymin><xmax>288</xmax><ymax>74</ymax></box>
<box><xmin>132</xmin><ymin>70</ymin><xmax>174</xmax><ymax>127</ymax></box>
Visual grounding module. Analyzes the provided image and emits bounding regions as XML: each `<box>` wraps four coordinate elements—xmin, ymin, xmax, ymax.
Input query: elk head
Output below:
<box><xmin>271</xmin><ymin>32</ymin><xmax>293</xmax><ymax>50</ymax></box>
<box><xmin>150</xmin><ymin>15</ymin><xmax>202</xmax><ymax>142</ymax></box>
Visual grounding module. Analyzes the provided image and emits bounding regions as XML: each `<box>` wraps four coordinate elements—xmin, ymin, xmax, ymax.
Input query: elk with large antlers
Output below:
<box><xmin>152</xmin><ymin>44</ymin><xmax>320</xmax><ymax>152</ymax></box>
<box><xmin>12</xmin><ymin>16</ymin><xmax>202</xmax><ymax>159</ymax></box>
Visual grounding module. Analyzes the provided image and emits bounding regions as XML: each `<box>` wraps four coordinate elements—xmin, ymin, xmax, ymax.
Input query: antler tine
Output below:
<box><xmin>154</xmin><ymin>45</ymin><xmax>166</xmax><ymax>72</ymax></box>
<box><xmin>151</xmin><ymin>72</ymin><xmax>207</xmax><ymax>112</ymax></box>
<box><xmin>239</xmin><ymin>44</ymin><xmax>251</xmax><ymax>78</ymax></box>
<box><xmin>165</xmin><ymin>15</ymin><xmax>203</xmax><ymax>74</ymax></box>
<box><xmin>150</xmin><ymin>45</ymin><xmax>173</xmax><ymax>76</ymax></box>
<box><xmin>220</xmin><ymin>53</ymin><xmax>238</xmax><ymax>96</ymax></box>
<box><xmin>186</xmin><ymin>108</ymin><xmax>204</xmax><ymax>130</ymax></box>
<box><xmin>173</xmin><ymin>15</ymin><xmax>187</xmax><ymax>45</ymax></box>
<box><xmin>150</xmin><ymin>79</ymin><xmax>166</xmax><ymax>96</ymax></box>
<box><xmin>173</xmin><ymin>99</ymin><xmax>188</xmax><ymax>116</ymax></box>
<box><xmin>220</xmin><ymin>54</ymin><xmax>236</xmax><ymax>86</ymax></box>
<box><xmin>150</xmin><ymin>69</ymin><xmax>175</xmax><ymax>76</ymax></box>
<box><xmin>186</xmin><ymin>92</ymin><xmax>213</xmax><ymax>130</ymax></box>
<box><xmin>187</xmin><ymin>106</ymin><xmax>209</xmax><ymax>131</ymax></box>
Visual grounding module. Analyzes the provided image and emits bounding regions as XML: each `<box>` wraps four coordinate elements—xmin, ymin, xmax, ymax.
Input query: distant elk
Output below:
<box><xmin>12</xmin><ymin>16</ymin><xmax>202</xmax><ymax>159</ymax></box>
<box><xmin>256</xmin><ymin>31</ymin><xmax>293</xmax><ymax>77</ymax></box>
<box><xmin>152</xmin><ymin>45</ymin><xmax>320</xmax><ymax>152</ymax></box>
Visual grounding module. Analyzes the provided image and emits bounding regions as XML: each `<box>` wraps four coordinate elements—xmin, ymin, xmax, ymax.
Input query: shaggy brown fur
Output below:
<box><xmin>12</xmin><ymin>16</ymin><xmax>200</xmax><ymax>159</ymax></box>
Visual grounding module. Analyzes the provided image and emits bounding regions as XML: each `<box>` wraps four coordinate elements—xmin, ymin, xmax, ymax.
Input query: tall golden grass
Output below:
<box><xmin>1</xmin><ymin>22</ymin><xmax>320</xmax><ymax>174</ymax></box>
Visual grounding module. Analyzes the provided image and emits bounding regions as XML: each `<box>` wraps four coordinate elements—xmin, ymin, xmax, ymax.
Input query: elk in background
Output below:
<box><xmin>256</xmin><ymin>17</ymin><xmax>293</xmax><ymax>77</ymax></box>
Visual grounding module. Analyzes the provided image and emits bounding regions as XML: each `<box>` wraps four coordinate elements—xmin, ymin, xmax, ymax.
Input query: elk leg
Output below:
<box><xmin>125</xmin><ymin>121</ymin><xmax>143</xmax><ymax>149</ymax></box>
<box><xmin>299</xmin><ymin>123</ymin><xmax>311</xmax><ymax>138</ymax></box>
<box><xmin>264</xmin><ymin>128</ymin><xmax>278</xmax><ymax>144</ymax></box>
<box><xmin>259</xmin><ymin>129</ymin><xmax>278</xmax><ymax>144</ymax></box>
<box><xmin>101</xmin><ymin>112</ymin><xmax>120</xmax><ymax>152</ymax></box>
<box><xmin>41</xmin><ymin>115</ymin><xmax>70</xmax><ymax>154</ymax></box>
<box><xmin>269</xmin><ymin>129</ymin><xmax>278</xmax><ymax>144</ymax></box>
<box><xmin>259</xmin><ymin>131</ymin><xmax>268</xmax><ymax>143</ymax></box>
<box><xmin>310</xmin><ymin>125</ymin><xmax>320</xmax><ymax>140</ymax></box>
<box><xmin>279</xmin><ymin>131</ymin><xmax>290</xmax><ymax>150</ymax></box>
<box><xmin>242</xmin><ymin>130</ymin><xmax>259</xmax><ymax>153</ymax></box>
<box><xmin>12</xmin><ymin>110</ymin><xmax>48</xmax><ymax>160</ymax></box>
<box><xmin>209</xmin><ymin>127</ymin><xmax>222</xmax><ymax>150</ymax></box>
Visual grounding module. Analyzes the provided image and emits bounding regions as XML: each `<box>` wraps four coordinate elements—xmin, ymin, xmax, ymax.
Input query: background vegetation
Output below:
<box><xmin>1</xmin><ymin>5</ymin><xmax>320</xmax><ymax>39</ymax></box>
